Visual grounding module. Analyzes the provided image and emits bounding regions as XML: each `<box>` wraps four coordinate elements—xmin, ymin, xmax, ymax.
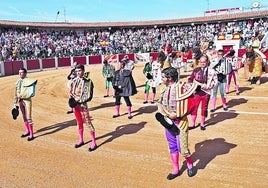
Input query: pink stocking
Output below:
<box><xmin>90</xmin><ymin>131</ymin><xmax>97</xmax><ymax>148</ymax></box>
<box><xmin>170</xmin><ymin>153</ymin><xmax>179</xmax><ymax>174</ymax></box>
<box><xmin>105</xmin><ymin>89</ymin><xmax>109</xmax><ymax>96</ymax></box>
<box><xmin>186</xmin><ymin>156</ymin><xmax>193</xmax><ymax>169</ymax></box>
<box><xmin>23</xmin><ymin>121</ymin><xmax>30</xmax><ymax>135</ymax></box>
<box><xmin>200</xmin><ymin>116</ymin><xmax>205</xmax><ymax>127</ymax></box>
<box><xmin>211</xmin><ymin>98</ymin><xmax>216</xmax><ymax>110</ymax></box>
<box><xmin>151</xmin><ymin>93</ymin><xmax>156</xmax><ymax>102</ymax></box>
<box><xmin>191</xmin><ymin>115</ymin><xmax>197</xmax><ymax>127</ymax></box>
<box><xmin>78</xmin><ymin>129</ymin><xmax>84</xmax><ymax>144</ymax></box>
<box><xmin>221</xmin><ymin>98</ymin><xmax>227</xmax><ymax>108</ymax></box>
<box><xmin>115</xmin><ymin>105</ymin><xmax>120</xmax><ymax>116</ymax></box>
<box><xmin>127</xmin><ymin>106</ymin><xmax>132</xmax><ymax>117</ymax></box>
<box><xmin>28</xmin><ymin>123</ymin><xmax>34</xmax><ymax>138</ymax></box>
<box><xmin>235</xmin><ymin>85</ymin><xmax>240</xmax><ymax>94</ymax></box>
<box><xmin>226</xmin><ymin>84</ymin><xmax>230</xmax><ymax>93</ymax></box>
<box><xmin>144</xmin><ymin>93</ymin><xmax>149</xmax><ymax>102</ymax></box>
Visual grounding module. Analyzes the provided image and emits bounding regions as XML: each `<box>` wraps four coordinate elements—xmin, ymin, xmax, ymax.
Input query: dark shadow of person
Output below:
<box><xmin>226</xmin><ymin>98</ymin><xmax>248</xmax><ymax>108</ymax></box>
<box><xmin>238</xmin><ymin>86</ymin><xmax>252</xmax><ymax>94</ymax></box>
<box><xmin>260</xmin><ymin>76</ymin><xmax>268</xmax><ymax>84</ymax></box>
<box><xmin>205</xmin><ymin>111</ymin><xmax>239</xmax><ymax>127</ymax></box>
<box><xmin>35</xmin><ymin>119</ymin><xmax>77</xmax><ymax>138</ymax></box>
<box><xmin>180</xmin><ymin>138</ymin><xmax>237</xmax><ymax>174</ymax></box>
<box><xmin>96</xmin><ymin>121</ymin><xmax>146</xmax><ymax>147</ymax></box>
<box><xmin>129</xmin><ymin>105</ymin><xmax>158</xmax><ymax>118</ymax></box>
<box><xmin>89</xmin><ymin>102</ymin><xmax>115</xmax><ymax>111</ymax></box>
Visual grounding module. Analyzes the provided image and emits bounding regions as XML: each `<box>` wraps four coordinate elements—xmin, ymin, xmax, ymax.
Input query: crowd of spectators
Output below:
<box><xmin>0</xmin><ymin>17</ymin><xmax>267</xmax><ymax>61</ymax></box>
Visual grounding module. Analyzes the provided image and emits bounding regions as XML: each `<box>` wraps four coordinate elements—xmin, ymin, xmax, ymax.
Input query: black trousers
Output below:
<box><xmin>115</xmin><ymin>96</ymin><xmax>132</xmax><ymax>106</ymax></box>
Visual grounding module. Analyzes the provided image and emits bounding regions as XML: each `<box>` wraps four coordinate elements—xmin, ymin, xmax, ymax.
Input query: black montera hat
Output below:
<box><xmin>75</xmin><ymin>64</ymin><xmax>85</xmax><ymax>71</ymax></box>
<box><xmin>19</xmin><ymin>67</ymin><xmax>27</xmax><ymax>73</ymax></box>
<box><xmin>11</xmin><ymin>106</ymin><xmax>19</xmax><ymax>120</ymax></box>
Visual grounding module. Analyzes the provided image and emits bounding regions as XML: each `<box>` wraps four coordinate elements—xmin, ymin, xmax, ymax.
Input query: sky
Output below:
<box><xmin>0</xmin><ymin>0</ymin><xmax>267</xmax><ymax>23</ymax></box>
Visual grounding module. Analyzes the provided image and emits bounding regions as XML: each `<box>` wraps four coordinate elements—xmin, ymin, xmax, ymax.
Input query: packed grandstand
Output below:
<box><xmin>0</xmin><ymin>9</ymin><xmax>267</xmax><ymax>76</ymax></box>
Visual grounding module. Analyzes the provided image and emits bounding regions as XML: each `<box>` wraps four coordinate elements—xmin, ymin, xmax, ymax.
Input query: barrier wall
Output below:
<box><xmin>89</xmin><ymin>55</ymin><xmax>102</xmax><ymax>65</ymax></box>
<box><xmin>73</xmin><ymin>56</ymin><xmax>87</xmax><ymax>65</ymax></box>
<box><xmin>58</xmin><ymin>57</ymin><xmax>71</xmax><ymax>67</ymax></box>
<box><xmin>42</xmin><ymin>58</ymin><xmax>55</xmax><ymax>69</ymax></box>
<box><xmin>27</xmin><ymin>59</ymin><xmax>40</xmax><ymax>70</ymax></box>
<box><xmin>4</xmin><ymin>60</ymin><xmax>23</xmax><ymax>76</ymax></box>
<box><xmin>0</xmin><ymin>50</ymin><xmax>248</xmax><ymax>77</ymax></box>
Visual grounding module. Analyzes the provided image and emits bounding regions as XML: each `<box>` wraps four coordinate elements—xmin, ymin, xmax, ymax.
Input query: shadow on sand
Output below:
<box><xmin>205</xmin><ymin>111</ymin><xmax>239</xmax><ymax>128</ymax></box>
<box><xmin>180</xmin><ymin>138</ymin><xmax>237</xmax><ymax>174</ymax></box>
<box><xmin>132</xmin><ymin>105</ymin><xmax>158</xmax><ymax>117</ymax></box>
<box><xmin>89</xmin><ymin>101</ymin><xmax>115</xmax><ymax>111</ymax></box>
<box><xmin>96</xmin><ymin>121</ymin><xmax>146</xmax><ymax>147</ymax></box>
<box><xmin>227</xmin><ymin>98</ymin><xmax>248</xmax><ymax>109</ymax></box>
<box><xmin>35</xmin><ymin>119</ymin><xmax>77</xmax><ymax>138</ymax></box>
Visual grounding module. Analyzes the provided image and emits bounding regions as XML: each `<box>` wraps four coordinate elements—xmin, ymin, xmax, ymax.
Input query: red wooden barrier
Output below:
<box><xmin>27</xmin><ymin>59</ymin><xmax>40</xmax><ymax>70</ymax></box>
<box><xmin>73</xmin><ymin>56</ymin><xmax>86</xmax><ymax>65</ymax></box>
<box><xmin>89</xmin><ymin>55</ymin><xmax>101</xmax><ymax>64</ymax></box>
<box><xmin>4</xmin><ymin>60</ymin><xmax>23</xmax><ymax>76</ymax></box>
<box><xmin>42</xmin><ymin>58</ymin><xmax>55</xmax><ymax>69</ymax></box>
<box><xmin>58</xmin><ymin>57</ymin><xmax>71</xmax><ymax>67</ymax></box>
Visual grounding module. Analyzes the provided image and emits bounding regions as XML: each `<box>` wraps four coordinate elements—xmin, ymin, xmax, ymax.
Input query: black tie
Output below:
<box><xmin>201</xmin><ymin>68</ymin><xmax>204</xmax><ymax>79</ymax></box>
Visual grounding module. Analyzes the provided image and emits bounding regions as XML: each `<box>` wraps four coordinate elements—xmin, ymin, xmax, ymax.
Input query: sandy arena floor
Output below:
<box><xmin>0</xmin><ymin>63</ymin><xmax>268</xmax><ymax>188</ymax></box>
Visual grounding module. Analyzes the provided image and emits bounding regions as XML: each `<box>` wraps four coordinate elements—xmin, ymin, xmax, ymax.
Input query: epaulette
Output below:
<box><xmin>175</xmin><ymin>81</ymin><xmax>198</xmax><ymax>101</ymax></box>
<box><xmin>83</xmin><ymin>72</ymin><xmax>91</xmax><ymax>81</ymax></box>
